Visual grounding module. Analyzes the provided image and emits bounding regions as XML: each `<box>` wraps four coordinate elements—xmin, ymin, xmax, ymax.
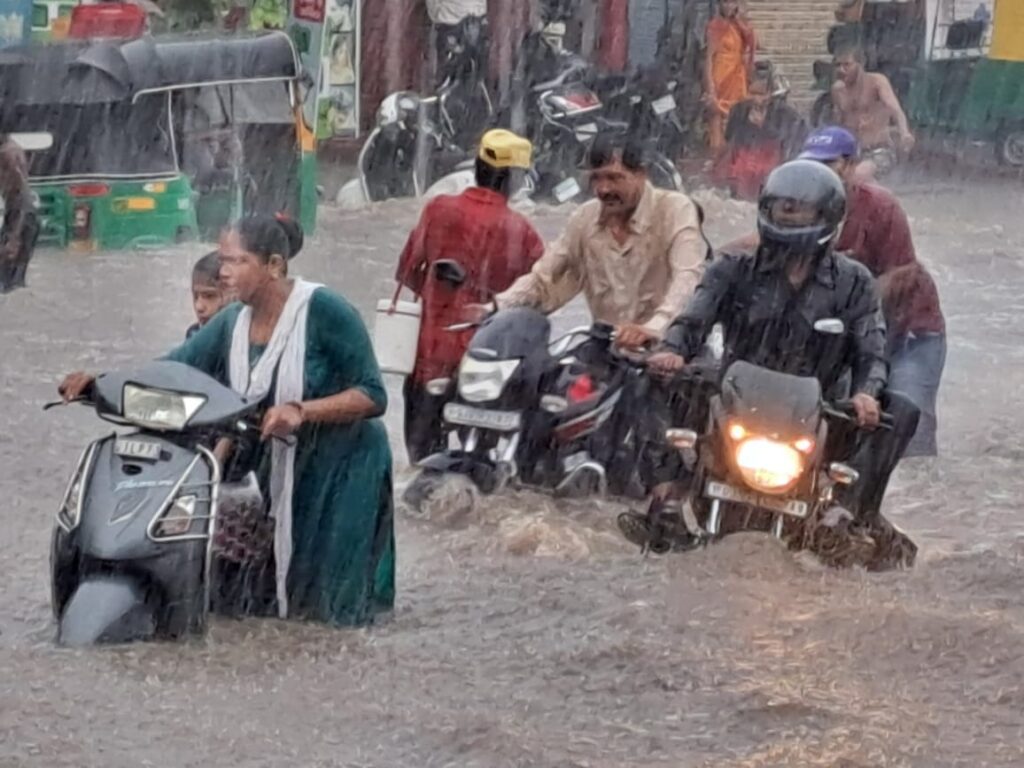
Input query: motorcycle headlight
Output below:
<box><xmin>122</xmin><ymin>385</ymin><xmax>205</xmax><ymax>431</ymax></box>
<box><xmin>458</xmin><ymin>358</ymin><xmax>520</xmax><ymax>403</ymax></box>
<box><xmin>57</xmin><ymin>444</ymin><xmax>96</xmax><ymax>532</ymax></box>
<box><xmin>151</xmin><ymin>494</ymin><xmax>197</xmax><ymax>539</ymax></box>
<box><xmin>735</xmin><ymin>437</ymin><xmax>804</xmax><ymax>494</ymax></box>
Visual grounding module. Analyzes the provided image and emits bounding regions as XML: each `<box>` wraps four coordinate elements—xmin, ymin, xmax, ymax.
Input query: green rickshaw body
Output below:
<box><xmin>913</xmin><ymin>57</ymin><xmax>1024</xmax><ymax>135</ymax></box>
<box><xmin>34</xmin><ymin>175</ymin><xmax>197</xmax><ymax>250</ymax></box>
<box><xmin>0</xmin><ymin>32</ymin><xmax>318</xmax><ymax>251</ymax></box>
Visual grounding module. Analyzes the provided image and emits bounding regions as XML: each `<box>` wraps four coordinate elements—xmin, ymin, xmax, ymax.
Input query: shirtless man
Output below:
<box><xmin>831</xmin><ymin>43</ymin><xmax>914</xmax><ymax>173</ymax></box>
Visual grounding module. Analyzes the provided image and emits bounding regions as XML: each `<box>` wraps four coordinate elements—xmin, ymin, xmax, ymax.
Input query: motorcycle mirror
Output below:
<box><xmin>814</xmin><ymin>318</ymin><xmax>845</xmax><ymax>335</ymax></box>
<box><xmin>433</xmin><ymin>259</ymin><xmax>467</xmax><ymax>287</ymax></box>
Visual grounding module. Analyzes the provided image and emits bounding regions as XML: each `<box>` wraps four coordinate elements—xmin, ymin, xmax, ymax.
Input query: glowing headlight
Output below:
<box><xmin>123</xmin><ymin>385</ymin><xmax>205</xmax><ymax>431</ymax></box>
<box><xmin>735</xmin><ymin>437</ymin><xmax>804</xmax><ymax>493</ymax></box>
<box><xmin>152</xmin><ymin>495</ymin><xmax>197</xmax><ymax>539</ymax></box>
<box><xmin>457</xmin><ymin>357</ymin><xmax>520</xmax><ymax>403</ymax></box>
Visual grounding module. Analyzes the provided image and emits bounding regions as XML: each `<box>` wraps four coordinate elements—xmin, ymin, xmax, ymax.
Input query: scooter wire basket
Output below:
<box><xmin>213</xmin><ymin>471</ymin><xmax>274</xmax><ymax>566</ymax></box>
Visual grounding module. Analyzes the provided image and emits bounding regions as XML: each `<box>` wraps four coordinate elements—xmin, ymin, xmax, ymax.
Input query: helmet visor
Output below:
<box><xmin>763</xmin><ymin>198</ymin><xmax>822</xmax><ymax>229</ymax></box>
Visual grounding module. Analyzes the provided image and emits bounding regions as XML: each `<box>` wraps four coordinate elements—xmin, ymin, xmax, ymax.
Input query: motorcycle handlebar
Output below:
<box><xmin>826</xmin><ymin>400</ymin><xmax>895</xmax><ymax>430</ymax></box>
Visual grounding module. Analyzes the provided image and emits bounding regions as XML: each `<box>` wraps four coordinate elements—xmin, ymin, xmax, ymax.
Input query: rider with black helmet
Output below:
<box><xmin>621</xmin><ymin>159</ymin><xmax>920</xmax><ymax>567</ymax></box>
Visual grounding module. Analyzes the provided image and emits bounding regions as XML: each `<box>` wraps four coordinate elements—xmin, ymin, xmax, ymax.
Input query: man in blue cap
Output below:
<box><xmin>801</xmin><ymin>126</ymin><xmax>945</xmax><ymax>458</ymax></box>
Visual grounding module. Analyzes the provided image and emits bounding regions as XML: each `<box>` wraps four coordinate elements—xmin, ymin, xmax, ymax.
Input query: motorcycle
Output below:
<box><xmin>636</xmin><ymin>345</ymin><xmax>892</xmax><ymax>554</ymax></box>
<box><xmin>592</xmin><ymin>66</ymin><xmax>687</xmax><ymax>163</ymax></box>
<box><xmin>337</xmin><ymin>91</ymin><xmax>474</xmax><ymax>207</ymax></box>
<box><xmin>48</xmin><ymin>361</ymin><xmax>274</xmax><ymax>646</ymax></box>
<box><xmin>435</xmin><ymin>14</ymin><xmax>494</xmax><ymax>151</ymax></box>
<box><xmin>414</xmin><ymin>306</ymin><xmax>648</xmax><ymax>498</ymax></box>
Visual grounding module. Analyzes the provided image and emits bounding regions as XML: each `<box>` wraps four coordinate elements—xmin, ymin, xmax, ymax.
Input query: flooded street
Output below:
<box><xmin>2</xmin><ymin>174</ymin><xmax>1023</xmax><ymax>767</ymax></box>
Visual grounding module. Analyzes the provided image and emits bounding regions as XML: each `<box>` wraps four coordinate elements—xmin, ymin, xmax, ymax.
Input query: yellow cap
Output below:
<box><xmin>478</xmin><ymin>129</ymin><xmax>533</xmax><ymax>170</ymax></box>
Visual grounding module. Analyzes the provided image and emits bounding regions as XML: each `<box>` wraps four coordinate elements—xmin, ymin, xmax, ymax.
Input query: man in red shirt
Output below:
<box><xmin>800</xmin><ymin>127</ymin><xmax>945</xmax><ymax>456</ymax></box>
<box><xmin>394</xmin><ymin>129</ymin><xmax>544</xmax><ymax>462</ymax></box>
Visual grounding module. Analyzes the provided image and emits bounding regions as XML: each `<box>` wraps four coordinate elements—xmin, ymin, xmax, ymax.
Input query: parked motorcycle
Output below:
<box><xmin>414</xmin><ymin>308</ymin><xmax>648</xmax><ymax>498</ymax></box>
<box><xmin>336</xmin><ymin>91</ymin><xmax>474</xmax><ymax>207</ymax></box>
<box><xmin>435</xmin><ymin>14</ymin><xmax>494</xmax><ymax>150</ymax></box>
<box><xmin>636</xmin><ymin>351</ymin><xmax>891</xmax><ymax>554</ymax></box>
<box><xmin>592</xmin><ymin>66</ymin><xmax>687</xmax><ymax>162</ymax></box>
<box><xmin>48</xmin><ymin>361</ymin><xmax>272</xmax><ymax>646</ymax></box>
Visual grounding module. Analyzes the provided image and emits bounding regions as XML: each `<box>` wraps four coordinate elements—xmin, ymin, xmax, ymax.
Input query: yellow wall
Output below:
<box><xmin>991</xmin><ymin>0</ymin><xmax>1024</xmax><ymax>61</ymax></box>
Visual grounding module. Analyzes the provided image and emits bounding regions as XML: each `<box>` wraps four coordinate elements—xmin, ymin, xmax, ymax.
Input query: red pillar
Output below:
<box><xmin>360</xmin><ymin>0</ymin><xmax>429</xmax><ymax>132</ymax></box>
<box><xmin>597</xmin><ymin>0</ymin><xmax>628</xmax><ymax>71</ymax></box>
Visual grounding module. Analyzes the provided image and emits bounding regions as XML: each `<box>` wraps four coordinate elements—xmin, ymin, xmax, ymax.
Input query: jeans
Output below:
<box><xmin>888</xmin><ymin>332</ymin><xmax>946</xmax><ymax>458</ymax></box>
<box><xmin>830</xmin><ymin>389</ymin><xmax>920</xmax><ymax>519</ymax></box>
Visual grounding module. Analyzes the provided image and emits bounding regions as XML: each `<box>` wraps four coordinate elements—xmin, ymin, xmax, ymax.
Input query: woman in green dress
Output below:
<box><xmin>60</xmin><ymin>216</ymin><xmax>395</xmax><ymax>626</ymax></box>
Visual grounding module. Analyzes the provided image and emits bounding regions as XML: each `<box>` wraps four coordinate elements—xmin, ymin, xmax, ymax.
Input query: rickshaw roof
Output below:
<box><xmin>0</xmin><ymin>31</ymin><xmax>299</xmax><ymax>106</ymax></box>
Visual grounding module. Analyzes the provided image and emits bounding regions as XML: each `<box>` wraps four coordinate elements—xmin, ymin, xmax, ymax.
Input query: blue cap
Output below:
<box><xmin>799</xmin><ymin>126</ymin><xmax>859</xmax><ymax>161</ymax></box>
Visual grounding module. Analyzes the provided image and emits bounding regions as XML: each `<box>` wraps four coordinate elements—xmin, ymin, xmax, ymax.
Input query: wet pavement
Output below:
<box><xmin>2</xmin><ymin>173</ymin><xmax>1024</xmax><ymax>767</ymax></box>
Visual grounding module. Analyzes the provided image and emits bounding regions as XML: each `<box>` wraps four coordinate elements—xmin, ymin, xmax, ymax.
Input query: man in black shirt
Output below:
<box><xmin>621</xmin><ymin>160</ymin><xmax>919</xmax><ymax>567</ymax></box>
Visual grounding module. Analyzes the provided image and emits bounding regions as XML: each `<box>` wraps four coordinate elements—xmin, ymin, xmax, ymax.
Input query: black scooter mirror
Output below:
<box><xmin>434</xmin><ymin>259</ymin><xmax>467</xmax><ymax>288</ymax></box>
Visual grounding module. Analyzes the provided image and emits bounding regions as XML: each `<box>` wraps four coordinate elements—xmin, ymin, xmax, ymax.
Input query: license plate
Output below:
<box><xmin>553</xmin><ymin>177</ymin><xmax>581</xmax><ymax>203</ymax></box>
<box><xmin>705</xmin><ymin>480</ymin><xmax>809</xmax><ymax>518</ymax></box>
<box><xmin>652</xmin><ymin>94</ymin><xmax>677</xmax><ymax>115</ymax></box>
<box><xmin>443</xmin><ymin>403</ymin><xmax>522</xmax><ymax>432</ymax></box>
<box><xmin>114</xmin><ymin>438</ymin><xmax>162</xmax><ymax>461</ymax></box>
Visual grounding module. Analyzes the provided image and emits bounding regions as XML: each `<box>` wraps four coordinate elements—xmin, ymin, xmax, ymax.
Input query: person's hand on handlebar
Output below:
<box><xmin>615</xmin><ymin>324</ymin><xmax>657</xmax><ymax>350</ymax></box>
<box><xmin>58</xmin><ymin>371</ymin><xmax>95</xmax><ymax>402</ymax></box>
<box><xmin>261</xmin><ymin>403</ymin><xmax>304</xmax><ymax>442</ymax></box>
<box><xmin>647</xmin><ymin>351</ymin><xmax>686</xmax><ymax>381</ymax></box>
<box><xmin>851</xmin><ymin>392</ymin><xmax>881</xmax><ymax>429</ymax></box>
<box><xmin>461</xmin><ymin>301</ymin><xmax>496</xmax><ymax>324</ymax></box>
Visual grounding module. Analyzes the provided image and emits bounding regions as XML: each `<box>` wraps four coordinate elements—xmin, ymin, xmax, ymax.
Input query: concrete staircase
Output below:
<box><xmin>744</xmin><ymin>0</ymin><xmax>838</xmax><ymax>114</ymax></box>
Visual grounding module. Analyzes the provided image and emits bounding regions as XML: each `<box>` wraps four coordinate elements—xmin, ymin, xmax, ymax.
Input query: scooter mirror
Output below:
<box><xmin>433</xmin><ymin>259</ymin><xmax>467</xmax><ymax>287</ymax></box>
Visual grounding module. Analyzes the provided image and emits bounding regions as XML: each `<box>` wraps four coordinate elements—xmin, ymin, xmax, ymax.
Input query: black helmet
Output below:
<box><xmin>757</xmin><ymin>160</ymin><xmax>846</xmax><ymax>268</ymax></box>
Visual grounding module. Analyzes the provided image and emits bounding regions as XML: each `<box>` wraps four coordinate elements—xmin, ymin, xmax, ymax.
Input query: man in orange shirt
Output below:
<box><xmin>705</xmin><ymin>0</ymin><xmax>757</xmax><ymax>153</ymax></box>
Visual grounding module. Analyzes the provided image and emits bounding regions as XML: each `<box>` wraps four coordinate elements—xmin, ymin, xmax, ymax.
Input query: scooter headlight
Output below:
<box><xmin>151</xmin><ymin>494</ymin><xmax>198</xmax><ymax>539</ymax></box>
<box><xmin>734</xmin><ymin>437</ymin><xmax>804</xmax><ymax>494</ymax></box>
<box><xmin>122</xmin><ymin>385</ymin><xmax>205</xmax><ymax>431</ymax></box>
<box><xmin>457</xmin><ymin>358</ymin><xmax>520</xmax><ymax>403</ymax></box>
<box><xmin>57</xmin><ymin>444</ymin><xmax>96</xmax><ymax>532</ymax></box>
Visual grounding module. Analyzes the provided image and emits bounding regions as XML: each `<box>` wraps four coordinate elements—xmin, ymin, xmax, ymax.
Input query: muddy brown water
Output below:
<box><xmin>1</xmin><ymin>179</ymin><xmax>1023</xmax><ymax>767</ymax></box>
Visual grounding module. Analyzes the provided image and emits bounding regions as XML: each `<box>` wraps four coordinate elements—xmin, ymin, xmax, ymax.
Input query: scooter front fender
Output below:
<box><xmin>57</xmin><ymin>576</ymin><xmax>156</xmax><ymax>647</ymax></box>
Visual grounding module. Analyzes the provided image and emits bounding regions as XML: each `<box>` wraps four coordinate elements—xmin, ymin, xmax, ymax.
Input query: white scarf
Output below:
<box><xmin>228</xmin><ymin>278</ymin><xmax>322</xmax><ymax>618</ymax></box>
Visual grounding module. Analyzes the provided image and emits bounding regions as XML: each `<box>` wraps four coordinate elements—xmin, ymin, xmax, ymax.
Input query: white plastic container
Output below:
<box><xmin>373</xmin><ymin>299</ymin><xmax>422</xmax><ymax>376</ymax></box>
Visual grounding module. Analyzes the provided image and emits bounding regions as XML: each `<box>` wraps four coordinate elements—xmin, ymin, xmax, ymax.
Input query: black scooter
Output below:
<box><xmin>48</xmin><ymin>361</ymin><xmax>272</xmax><ymax>646</ymax></box>
<box><xmin>415</xmin><ymin>301</ymin><xmax>648</xmax><ymax>498</ymax></box>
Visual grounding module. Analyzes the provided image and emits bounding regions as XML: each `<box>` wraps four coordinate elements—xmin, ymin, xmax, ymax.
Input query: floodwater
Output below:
<box><xmin>2</xmin><ymin>173</ymin><xmax>1023</xmax><ymax>767</ymax></box>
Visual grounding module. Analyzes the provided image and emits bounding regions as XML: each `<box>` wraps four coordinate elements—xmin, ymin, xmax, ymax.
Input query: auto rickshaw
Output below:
<box><xmin>810</xmin><ymin>0</ymin><xmax>1024</xmax><ymax>168</ymax></box>
<box><xmin>0</xmin><ymin>31</ymin><xmax>318</xmax><ymax>251</ymax></box>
